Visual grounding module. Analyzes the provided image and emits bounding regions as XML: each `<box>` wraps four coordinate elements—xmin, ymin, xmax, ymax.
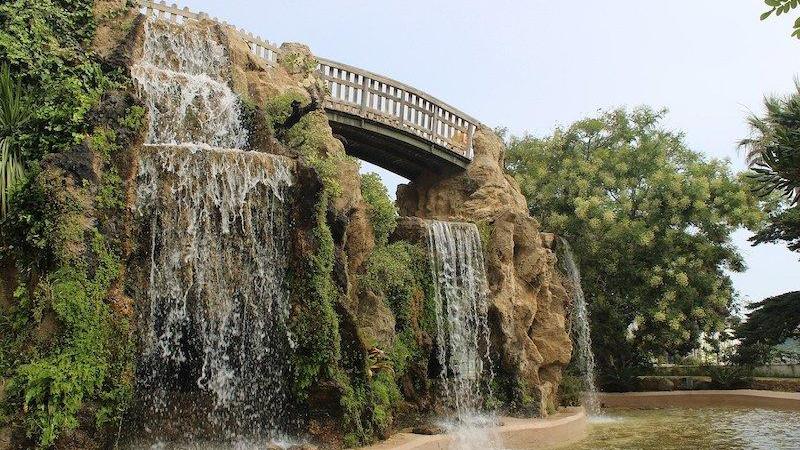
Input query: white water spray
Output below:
<box><xmin>131</xmin><ymin>18</ymin><xmax>295</xmax><ymax>443</ymax></box>
<box><xmin>560</xmin><ymin>239</ymin><xmax>601</xmax><ymax>416</ymax></box>
<box><xmin>132</xmin><ymin>20</ymin><xmax>248</xmax><ymax>148</ymax></box>
<box><xmin>427</xmin><ymin>220</ymin><xmax>502</xmax><ymax>450</ymax></box>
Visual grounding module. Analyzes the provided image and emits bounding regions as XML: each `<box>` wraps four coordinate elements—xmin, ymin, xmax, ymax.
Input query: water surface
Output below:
<box><xmin>565</xmin><ymin>408</ymin><xmax>800</xmax><ymax>450</ymax></box>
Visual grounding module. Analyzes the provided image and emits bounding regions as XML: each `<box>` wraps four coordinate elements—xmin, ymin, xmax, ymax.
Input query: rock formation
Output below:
<box><xmin>0</xmin><ymin>1</ymin><xmax>574</xmax><ymax>448</ymax></box>
<box><xmin>397</xmin><ymin>129</ymin><xmax>573</xmax><ymax>415</ymax></box>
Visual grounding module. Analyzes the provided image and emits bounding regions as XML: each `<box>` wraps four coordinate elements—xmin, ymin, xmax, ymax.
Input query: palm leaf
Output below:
<box><xmin>0</xmin><ymin>64</ymin><xmax>31</xmax><ymax>134</ymax></box>
<box><xmin>0</xmin><ymin>64</ymin><xmax>30</xmax><ymax>218</ymax></box>
<box><xmin>740</xmin><ymin>82</ymin><xmax>800</xmax><ymax>205</ymax></box>
<box><xmin>0</xmin><ymin>138</ymin><xmax>25</xmax><ymax>218</ymax></box>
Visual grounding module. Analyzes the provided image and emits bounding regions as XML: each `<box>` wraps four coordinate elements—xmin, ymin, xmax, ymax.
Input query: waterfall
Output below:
<box><xmin>130</xmin><ymin>18</ymin><xmax>295</xmax><ymax>444</ymax></box>
<box><xmin>427</xmin><ymin>220</ymin><xmax>501</xmax><ymax>449</ymax></box>
<box><xmin>132</xmin><ymin>19</ymin><xmax>248</xmax><ymax>148</ymax></box>
<box><xmin>559</xmin><ymin>239</ymin><xmax>601</xmax><ymax>416</ymax></box>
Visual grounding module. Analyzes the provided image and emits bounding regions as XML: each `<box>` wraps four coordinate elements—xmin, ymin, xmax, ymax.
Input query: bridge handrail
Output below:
<box><xmin>138</xmin><ymin>0</ymin><xmax>477</xmax><ymax>159</ymax></box>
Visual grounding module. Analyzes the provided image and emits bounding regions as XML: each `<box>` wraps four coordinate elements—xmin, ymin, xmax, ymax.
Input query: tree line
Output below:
<box><xmin>503</xmin><ymin>1</ymin><xmax>800</xmax><ymax>385</ymax></box>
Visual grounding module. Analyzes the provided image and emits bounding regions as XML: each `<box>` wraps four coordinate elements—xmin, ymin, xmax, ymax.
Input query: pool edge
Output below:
<box><xmin>598</xmin><ymin>390</ymin><xmax>800</xmax><ymax>411</ymax></box>
<box><xmin>360</xmin><ymin>407</ymin><xmax>588</xmax><ymax>450</ymax></box>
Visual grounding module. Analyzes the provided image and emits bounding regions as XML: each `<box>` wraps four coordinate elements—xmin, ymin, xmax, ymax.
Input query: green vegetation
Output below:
<box><xmin>760</xmin><ymin>0</ymin><xmax>800</xmax><ymax>38</ymax></box>
<box><xmin>706</xmin><ymin>365</ymin><xmax>754</xmax><ymax>390</ymax></box>
<box><xmin>557</xmin><ymin>373</ymin><xmax>584</xmax><ymax>407</ymax></box>
<box><xmin>735</xmin><ymin>82</ymin><xmax>800</xmax><ymax>366</ymax></box>
<box><xmin>342</xmin><ymin>172</ymin><xmax>436</xmax><ymax>444</ymax></box>
<box><xmin>264</xmin><ymin>89</ymin><xmax>357</xmax><ymax>199</ymax></box>
<box><xmin>12</xmin><ymin>234</ymin><xmax>119</xmax><ymax>446</ymax></box>
<box><xmin>346</xmin><ymin>243</ymin><xmax>433</xmax><ymax>443</ymax></box>
<box><xmin>0</xmin><ymin>1</ymin><xmax>142</xmax><ymax>447</ymax></box>
<box><xmin>0</xmin><ymin>0</ymin><xmax>116</xmax><ymax>161</ymax></box>
<box><xmin>736</xmin><ymin>291</ymin><xmax>800</xmax><ymax>364</ymax></box>
<box><xmin>265</xmin><ymin>83</ymin><xmax>407</xmax><ymax>446</ymax></box>
<box><xmin>0</xmin><ymin>64</ymin><xmax>30</xmax><ymax>218</ymax></box>
<box><xmin>505</xmin><ymin>107</ymin><xmax>763</xmax><ymax>386</ymax></box>
<box><xmin>741</xmin><ymin>83</ymin><xmax>800</xmax><ymax>252</ymax></box>
<box><xmin>263</xmin><ymin>90</ymin><xmax>307</xmax><ymax>131</ymax></box>
<box><xmin>1</xmin><ymin>167</ymin><xmax>134</xmax><ymax>447</ymax></box>
<box><xmin>361</xmin><ymin>172</ymin><xmax>398</xmax><ymax>246</ymax></box>
<box><xmin>263</xmin><ymin>87</ymin><xmax>346</xmax><ymax>402</ymax></box>
<box><xmin>289</xmin><ymin>190</ymin><xmax>343</xmax><ymax>396</ymax></box>
<box><xmin>361</xmin><ymin>242</ymin><xmax>436</xmax><ymax>349</ymax></box>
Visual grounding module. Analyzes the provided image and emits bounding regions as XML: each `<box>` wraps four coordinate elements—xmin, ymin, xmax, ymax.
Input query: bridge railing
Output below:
<box><xmin>317</xmin><ymin>59</ymin><xmax>477</xmax><ymax>159</ymax></box>
<box><xmin>138</xmin><ymin>0</ymin><xmax>477</xmax><ymax>160</ymax></box>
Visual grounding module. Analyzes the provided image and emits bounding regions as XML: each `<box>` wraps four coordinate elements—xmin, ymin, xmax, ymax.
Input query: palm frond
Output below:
<box><xmin>0</xmin><ymin>138</ymin><xmax>25</xmax><ymax>218</ymax></box>
<box><xmin>0</xmin><ymin>64</ymin><xmax>31</xmax><ymax>134</ymax></box>
<box><xmin>740</xmin><ymin>82</ymin><xmax>800</xmax><ymax>205</ymax></box>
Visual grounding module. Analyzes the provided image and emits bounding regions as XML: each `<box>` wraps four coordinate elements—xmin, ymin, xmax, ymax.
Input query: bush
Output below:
<box><xmin>598</xmin><ymin>358</ymin><xmax>644</xmax><ymax>393</ymax></box>
<box><xmin>0</xmin><ymin>0</ymin><xmax>120</xmax><ymax>161</ymax></box>
<box><xmin>360</xmin><ymin>172</ymin><xmax>397</xmax><ymax>246</ymax></box>
<box><xmin>361</xmin><ymin>242</ymin><xmax>434</xmax><ymax>333</ymax></box>
<box><xmin>558</xmin><ymin>374</ymin><xmax>584</xmax><ymax>407</ymax></box>
<box><xmin>706</xmin><ymin>365</ymin><xmax>753</xmax><ymax>390</ymax></box>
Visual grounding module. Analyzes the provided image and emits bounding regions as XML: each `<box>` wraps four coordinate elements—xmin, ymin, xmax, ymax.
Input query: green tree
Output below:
<box><xmin>734</xmin><ymin>85</ymin><xmax>800</xmax><ymax>367</ymax></box>
<box><xmin>740</xmin><ymin>83</ymin><xmax>800</xmax><ymax>252</ymax></box>
<box><xmin>505</xmin><ymin>108</ymin><xmax>762</xmax><ymax>381</ymax></box>
<box><xmin>736</xmin><ymin>291</ymin><xmax>800</xmax><ymax>364</ymax></box>
<box><xmin>760</xmin><ymin>0</ymin><xmax>800</xmax><ymax>38</ymax></box>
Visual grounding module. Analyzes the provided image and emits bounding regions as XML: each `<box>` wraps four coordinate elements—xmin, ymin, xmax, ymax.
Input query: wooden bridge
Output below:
<box><xmin>139</xmin><ymin>1</ymin><xmax>480</xmax><ymax>179</ymax></box>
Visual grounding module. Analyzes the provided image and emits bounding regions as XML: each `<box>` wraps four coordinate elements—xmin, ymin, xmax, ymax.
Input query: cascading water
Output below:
<box><xmin>427</xmin><ymin>220</ymin><xmax>501</xmax><ymax>449</ymax></box>
<box><xmin>132</xmin><ymin>19</ymin><xmax>248</xmax><ymax>148</ymax></box>
<box><xmin>559</xmin><ymin>239</ymin><xmax>601</xmax><ymax>416</ymax></box>
<box><xmin>129</xmin><ymin>18</ymin><xmax>295</xmax><ymax>445</ymax></box>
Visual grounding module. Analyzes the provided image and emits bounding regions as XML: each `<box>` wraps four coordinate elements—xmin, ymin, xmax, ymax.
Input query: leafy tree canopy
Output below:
<box><xmin>735</xmin><ymin>83</ymin><xmax>800</xmax><ymax>367</ymax></box>
<box><xmin>760</xmin><ymin>0</ymin><xmax>800</xmax><ymax>39</ymax></box>
<box><xmin>736</xmin><ymin>291</ymin><xmax>800</xmax><ymax>364</ymax></box>
<box><xmin>741</xmin><ymin>83</ymin><xmax>800</xmax><ymax>253</ymax></box>
<box><xmin>505</xmin><ymin>107</ymin><xmax>763</xmax><ymax>376</ymax></box>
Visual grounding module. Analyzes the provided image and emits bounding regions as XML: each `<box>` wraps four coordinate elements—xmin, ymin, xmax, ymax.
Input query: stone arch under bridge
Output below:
<box><xmin>139</xmin><ymin>0</ymin><xmax>479</xmax><ymax>180</ymax></box>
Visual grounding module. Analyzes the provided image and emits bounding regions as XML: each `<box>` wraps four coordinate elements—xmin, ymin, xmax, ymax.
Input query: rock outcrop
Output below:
<box><xmin>398</xmin><ymin>129</ymin><xmax>573</xmax><ymax>415</ymax></box>
<box><xmin>0</xmin><ymin>2</ymin><xmax>573</xmax><ymax>447</ymax></box>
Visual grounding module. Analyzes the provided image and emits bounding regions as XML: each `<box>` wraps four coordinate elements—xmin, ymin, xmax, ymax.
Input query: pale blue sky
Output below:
<box><xmin>181</xmin><ymin>0</ymin><xmax>799</xmax><ymax>305</ymax></box>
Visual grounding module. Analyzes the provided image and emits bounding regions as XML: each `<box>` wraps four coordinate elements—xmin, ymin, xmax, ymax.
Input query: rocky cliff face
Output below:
<box><xmin>1</xmin><ymin>2</ymin><xmax>573</xmax><ymax>447</ymax></box>
<box><xmin>118</xmin><ymin>8</ymin><xmax>572</xmax><ymax>444</ymax></box>
<box><xmin>397</xmin><ymin>130</ymin><xmax>573</xmax><ymax>415</ymax></box>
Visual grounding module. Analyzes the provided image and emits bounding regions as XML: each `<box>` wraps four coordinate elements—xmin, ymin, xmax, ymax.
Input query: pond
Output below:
<box><xmin>564</xmin><ymin>408</ymin><xmax>800</xmax><ymax>450</ymax></box>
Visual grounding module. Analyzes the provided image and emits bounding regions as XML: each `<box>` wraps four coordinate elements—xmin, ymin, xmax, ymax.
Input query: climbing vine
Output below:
<box><xmin>0</xmin><ymin>1</ymin><xmax>143</xmax><ymax>447</ymax></box>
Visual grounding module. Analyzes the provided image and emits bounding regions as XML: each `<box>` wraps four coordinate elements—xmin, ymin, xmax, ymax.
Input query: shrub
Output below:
<box><xmin>558</xmin><ymin>374</ymin><xmax>584</xmax><ymax>407</ymax></box>
<box><xmin>598</xmin><ymin>358</ymin><xmax>644</xmax><ymax>393</ymax></box>
<box><xmin>360</xmin><ymin>172</ymin><xmax>398</xmax><ymax>246</ymax></box>
<box><xmin>706</xmin><ymin>365</ymin><xmax>754</xmax><ymax>390</ymax></box>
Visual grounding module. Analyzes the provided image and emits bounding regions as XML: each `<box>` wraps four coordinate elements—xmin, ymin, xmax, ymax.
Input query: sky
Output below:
<box><xmin>180</xmin><ymin>0</ymin><xmax>800</xmax><ymax>306</ymax></box>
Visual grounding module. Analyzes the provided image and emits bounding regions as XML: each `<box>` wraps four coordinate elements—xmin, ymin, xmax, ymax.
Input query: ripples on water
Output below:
<box><xmin>567</xmin><ymin>408</ymin><xmax>800</xmax><ymax>450</ymax></box>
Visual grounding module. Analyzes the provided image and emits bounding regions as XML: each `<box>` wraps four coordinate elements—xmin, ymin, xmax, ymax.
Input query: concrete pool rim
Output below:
<box><xmin>598</xmin><ymin>389</ymin><xmax>800</xmax><ymax>411</ymax></box>
<box><xmin>360</xmin><ymin>407</ymin><xmax>587</xmax><ymax>449</ymax></box>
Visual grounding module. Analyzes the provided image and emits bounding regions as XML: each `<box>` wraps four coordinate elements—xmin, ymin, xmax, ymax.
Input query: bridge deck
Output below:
<box><xmin>139</xmin><ymin>1</ymin><xmax>480</xmax><ymax>179</ymax></box>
